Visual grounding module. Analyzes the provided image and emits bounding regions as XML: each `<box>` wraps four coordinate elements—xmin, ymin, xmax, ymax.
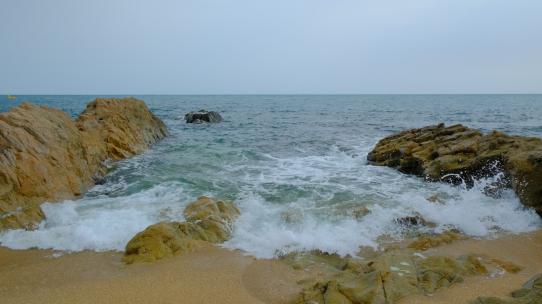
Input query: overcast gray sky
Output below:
<box><xmin>1</xmin><ymin>0</ymin><xmax>541</xmax><ymax>94</ymax></box>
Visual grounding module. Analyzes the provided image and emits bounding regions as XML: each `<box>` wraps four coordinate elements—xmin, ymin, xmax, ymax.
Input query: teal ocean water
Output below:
<box><xmin>1</xmin><ymin>95</ymin><xmax>541</xmax><ymax>257</ymax></box>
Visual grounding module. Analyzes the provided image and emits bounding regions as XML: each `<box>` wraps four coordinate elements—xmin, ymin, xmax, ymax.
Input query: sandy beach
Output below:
<box><xmin>0</xmin><ymin>243</ymin><xmax>300</xmax><ymax>304</ymax></box>
<box><xmin>1</xmin><ymin>230</ymin><xmax>540</xmax><ymax>304</ymax></box>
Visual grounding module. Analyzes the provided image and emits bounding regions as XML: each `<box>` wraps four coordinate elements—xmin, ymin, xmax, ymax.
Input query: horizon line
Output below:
<box><xmin>3</xmin><ymin>93</ymin><xmax>542</xmax><ymax>96</ymax></box>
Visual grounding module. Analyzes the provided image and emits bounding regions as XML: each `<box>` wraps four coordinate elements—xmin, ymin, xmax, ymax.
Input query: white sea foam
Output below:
<box><xmin>1</xmin><ymin>142</ymin><xmax>540</xmax><ymax>258</ymax></box>
<box><xmin>223</xmin><ymin>149</ymin><xmax>542</xmax><ymax>258</ymax></box>
<box><xmin>0</xmin><ymin>182</ymin><xmax>187</xmax><ymax>251</ymax></box>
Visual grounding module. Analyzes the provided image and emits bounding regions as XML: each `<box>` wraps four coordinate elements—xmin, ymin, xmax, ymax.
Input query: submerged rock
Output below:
<box><xmin>184</xmin><ymin>110</ymin><xmax>223</xmax><ymax>123</ymax></box>
<box><xmin>0</xmin><ymin>98</ymin><xmax>167</xmax><ymax>230</ymax></box>
<box><xmin>124</xmin><ymin>196</ymin><xmax>239</xmax><ymax>264</ymax></box>
<box><xmin>367</xmin><ymin>124</ymin><xmax>542</xmax><ymax>215</ymax></box>
<box><xmin>471</xmin><ymin>273</ymin><xmax>542</xmax><ymax>304</ymax></box>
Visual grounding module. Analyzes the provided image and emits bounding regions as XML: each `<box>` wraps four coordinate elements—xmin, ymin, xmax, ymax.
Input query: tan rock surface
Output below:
<box><xmin>124</xmin><ymin>196</ymin><xmax>240</xmax><ymax>264</ymax></box>
<box><xmin>367</xmin><ymin>124</ymin><xmax>542</xmax><ymax>214</ymax></box>
<box><xmin>0</xmin><ymin>98</ymin><xmax>167</xmax><ymax>230</ymax></box>
<box><xmin>288</xmin><ymin>232</ymin><xmax>528</xmax><ymax>304</ymax></box>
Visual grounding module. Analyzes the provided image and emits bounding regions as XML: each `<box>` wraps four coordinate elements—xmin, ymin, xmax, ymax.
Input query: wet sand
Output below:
<box><xmin>0</xmin><ymin>244</ymin><xmax>300</xmax><ymax>304</ymax></box>
<box><xmin>1</xmin><ymin>230</ymin><xmax>541</xmax><ymax>304</ymax></box>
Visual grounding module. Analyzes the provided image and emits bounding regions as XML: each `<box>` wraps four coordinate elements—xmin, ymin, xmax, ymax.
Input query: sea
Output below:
<box><xmin>0</xmin><ymin>95</ymin><xmax>541</xmax><ymax>258</ymax></box>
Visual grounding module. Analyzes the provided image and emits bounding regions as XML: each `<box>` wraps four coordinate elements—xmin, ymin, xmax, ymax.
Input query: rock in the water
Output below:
<box><xmin>0</xmin><ymin>98</ymin><xmax>167</xmax><ymax>230</ymax></box>
<box><xmin>124</xmin><ymin>196</ymin><xmax>239</xmax><ymax>264</ymax></box>
<box><xmin>184</xmin><ymin>110</ymin><xmax>222</xmax><ymax>123</ymax></box>
<box><xmin>367</xmin><ymin>124</ymin><xmax>542</xmax><ymax>215</ymax></box>
<box><xmin>77</xmin><ymin>97</ymin><xmax>168</xmax><ymax>160</ymax></box>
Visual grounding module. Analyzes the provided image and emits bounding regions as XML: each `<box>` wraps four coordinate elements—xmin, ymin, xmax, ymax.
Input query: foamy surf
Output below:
<box><xmin>1</xmin><ymin>95</ymin><xmax>541</xmax><ymax>258</ymax></box>
<box><xmin>1</xmin><ymin>146</ymin><xmax>540</xmax><ymax>257</ymax></box>
<box><xmin>224</xmin><ymin>173</ymin><xmax>542</xmax><ymax>258</ymax></box>
<box><xmin>0</xmin><ymin>182</ymin><xmax>188</xmax><ymax>251</ymax></box>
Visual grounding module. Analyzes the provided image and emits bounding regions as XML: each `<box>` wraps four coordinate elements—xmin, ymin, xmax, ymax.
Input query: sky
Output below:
<box><xmin>1</xmin><ymin>0</ymin><xmax>541</xmax><ymax>94</ymax></box>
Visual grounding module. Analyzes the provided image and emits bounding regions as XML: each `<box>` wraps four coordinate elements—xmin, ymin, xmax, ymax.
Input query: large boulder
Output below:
<box><xmin>124</xmin><ymin>196</ymin><xmax>239</xmax><ymax>264</ymax></box>
<box><xmin>367</xmin><ymin>124</ymin><xmax>542</xmax><ymax>214</ymax></box>
<box><xmin>77</xmin><ymin>97</ymin><xmax>167</xmax><ymax>160</ymax></box>
<box><xmin>0</xmin><ymin>98</ymin><xmax>167</xmax><ymax>230</ymax></box>
<box><xmin>184</xmin><ymin>110</ymin><xmax>222</xmax><ymax>123</ymax></box>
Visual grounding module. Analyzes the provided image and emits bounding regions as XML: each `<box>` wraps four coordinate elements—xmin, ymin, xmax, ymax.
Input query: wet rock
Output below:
<box><xmin>471</xmin><ymin>273</ymin><xmax>542</xmax><ymax>304</ymax></box>
<box><xmin>124</xmin><ymin>196</ymin><xmax>239</xmax><ymax>264</ymax></box>
<box><xmin>408</xmin><ymin>231</ymin><xmax>464</xmax><ymax>251</ymax></box>
<box><xmin>123</xmin><ymin>221</ymin><xmax>205</xmax><ymax>264</ymax></box>
<box><xmin>418</xmin><ymin>255</ymin><xmax>487</xmax><ymax>294</ymax></box>
<box><xmin>184</xmin><ymin>110</ymin><xmax>223</xmax><ymax>123</ymax></box>
<box><xmin>367</xmin><ymin>124</ymin><xmax>542</xmax><ymax>215</ymax></box>
<box><xmin>426</xmin><ymin>194</ymin><xmax>444</xmax><ymax>204</ymax></box>
<box><xmin>0</xmin><ymin>205</ymin><xmax>45</xmax><ymax>230</ymax></box>
<box><xmin>489</xmin><ymin>258</ymin><xmax>523</xmax><ymax>274</ymax></box>
<box><xmin>290</xmin><ymin>234</ymin><xmax>513</xmax><ymax>304</ymax></box>
<box><xmin>183</xmin><ymin>196</ymin><xmax>240</xmax><ymax>243</ymax></box>
<box><xmin>0</xmin><ymin>98</ymin><xmax>167</xmax><ymax>230</ymax></box>
<box><xmin>394</xmin><ymin>213</ymin><xmax>434</xmax><ymax>228</ymax></box>
<box><xmin>351</xmin><ymin>207</ymin><xmax>371</xmax><ymax>219</ymax></box>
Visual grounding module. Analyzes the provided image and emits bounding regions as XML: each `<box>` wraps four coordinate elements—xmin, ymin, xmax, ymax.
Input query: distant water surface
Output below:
<box><xmin>1</xmin><ymin>95</ymin><xmax>541</xmax><ymax>257</ymax></box>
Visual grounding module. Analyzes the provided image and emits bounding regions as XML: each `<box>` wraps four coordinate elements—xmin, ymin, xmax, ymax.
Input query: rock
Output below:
<box><xmin>184</xmin><ymin>110</ymin><xmax>223</xmax><ymax>123</ymax></box>
<box><xmin>123</xmin><ymin>221</ymin><xmax>206</xmax><ymax>264</ymax></box>
<box><xmin>0</xmin><ymin>98</ymin><xmax>167</xmax><ymax>230</ymax></box>
<box><xmin>471</xmin><ymin>273</ymin><xmax>542</xmax><ymax>304</ymax></box>
<box><xmin>407</xmin><ymin>231</ymin><xmax>464</xmax><ymax>251</ymax></box>
<box><xmin>426</xmin><ymin>194</ymin><xmax>444</xmax><ymax>204</ymax></box>
<box><xmin>417</xmin><ymin>255</ymin><xmax>487</xmax><ymax>294</ymax></box>
<box><xmin>489</xmin><ymin>258</ymin><xmax>523</xmax><ymax>274</ymax></box>
<box><xmin>394</xmin><ymin>213</ymin><xmax>434</xmax><ymax>228</ymax></box>
<box><xmin>352</xmin><ymin>207</ymin><xmax>371</xmax><ymax>219</ymax></box>
<box><xmin>77</xmin><ymin>97</ymin><xmax>167</xmax><ymax>160</ymax></box>
<box><xmin>289</xmin><ymin>234</ymin><xmax>515</xmax><ymax>304</ymax></box>
<box><xmin>367</xmin><ymin>124</ymin><xmax>542</xmax><ymax>215</ymax></box>
<box><xmin>124</xmin><ymin>196</ymin><xmax>239</xmax><ymax>264</ymax></box>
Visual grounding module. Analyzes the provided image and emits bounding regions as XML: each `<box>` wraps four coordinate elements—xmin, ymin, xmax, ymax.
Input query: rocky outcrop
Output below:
<box><xmin>367</xmin><ymin>124</ymin><xmax>542</xmax><ymax>214</ymax></box>
<box><xmin>471</xmin><ymin>274</ymin><xmax>542</xmax><ymax>304</ymax></box>
<box><xmin>77</xmin><ymin>98</ymin><xmax>167</xmax><ymax>160</ymax></box>
<box><xmin>124</xmin><ymin>196</ymin><xmax>240</xmax><ymax>264</ymax></box>
<box><xmin>184</xmin><ymin>110</ymin><xmax>223</xmax><ymax>123</ymax></box>
<box><xmin>0</xmin><ymin>98</ymin><xmax>167</xmax><ymax>230</ymax></box>
<box><xmin>288</xmin><ymin>246</ymin><xmax>521</xmax><ymax>304</ymax></box>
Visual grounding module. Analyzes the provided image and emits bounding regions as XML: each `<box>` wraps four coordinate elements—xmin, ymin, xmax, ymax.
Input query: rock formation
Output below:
<box><xmin>288</xmin><ymin>246</ymin><xmax>521</xmax><ymax>304</ymax></box>
<box><xmin>124</xmin><ymin>196</ymin><xmax>240</xmax><ymax>264</ymax></box>
<box><xmin>0</xmin><ymin>97</ymin><xmax>167</xmax><ymax>230</ymax></box>
<box><xmin>367</xmin><ymin>124</ymin><xmax>542</xmax><ymax>215</ymax></box>
<box><xmin>184</xmin><ymin>110</ymin><xmax>223</xmax><ymax>123</ymax></box>
<box><xmin>471</xmin><ymin>273</ymin><xmax>542</xmax><ymax>304</ymax></box>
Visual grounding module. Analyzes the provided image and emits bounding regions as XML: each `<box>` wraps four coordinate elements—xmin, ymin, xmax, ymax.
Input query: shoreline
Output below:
<box><xmin>1</xmin><ymin>230</ymin><xmax>541</xmax><ymax>304</ymax></box>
